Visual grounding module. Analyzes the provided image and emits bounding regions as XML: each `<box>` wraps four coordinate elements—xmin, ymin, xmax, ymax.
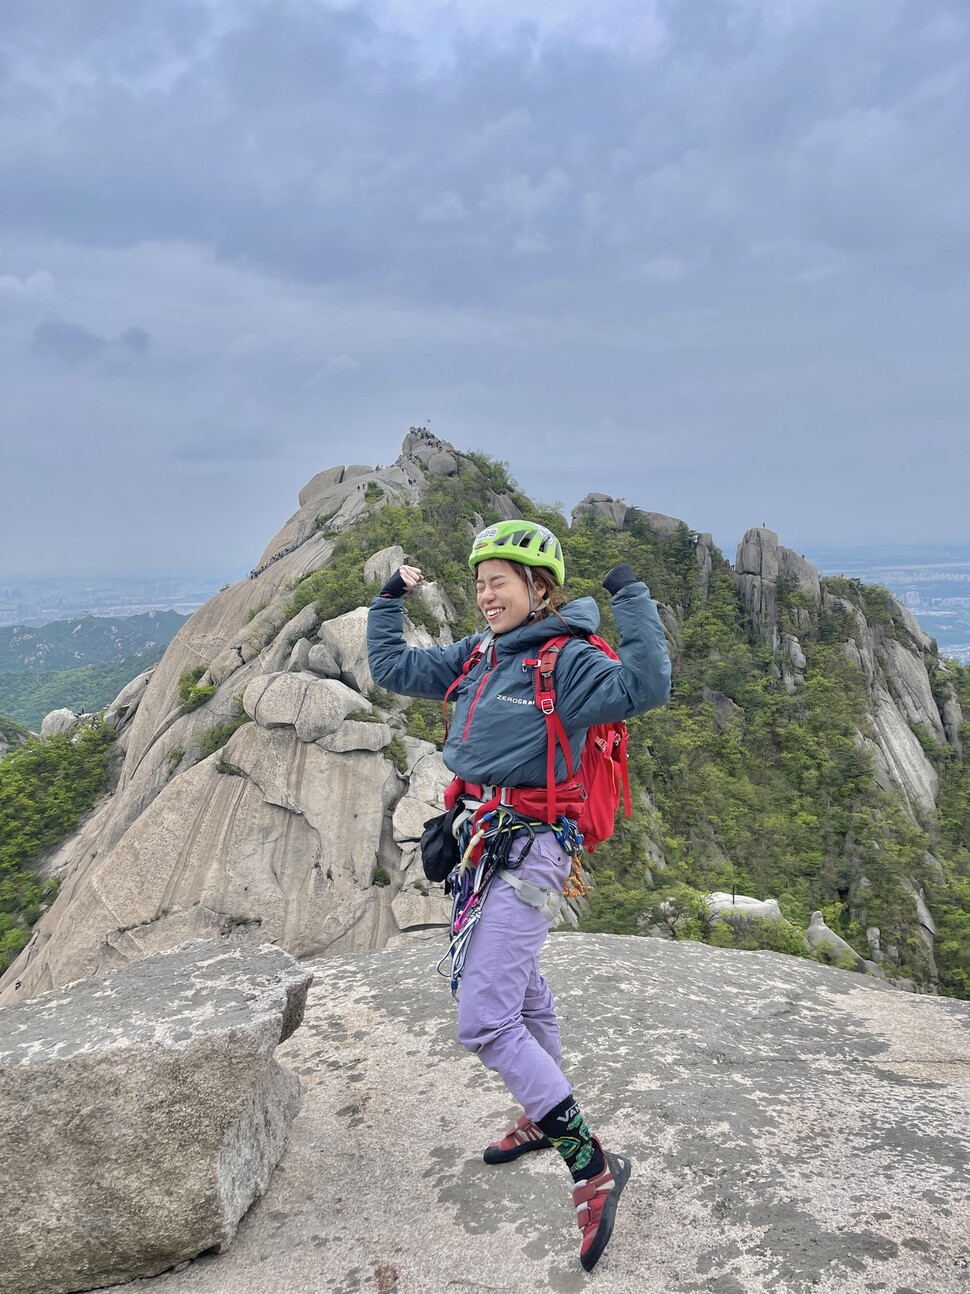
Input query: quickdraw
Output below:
<box><xmin>549</xmin><ymin>816</ymin><xmax>587</xmax><ymax>899</ymax></box>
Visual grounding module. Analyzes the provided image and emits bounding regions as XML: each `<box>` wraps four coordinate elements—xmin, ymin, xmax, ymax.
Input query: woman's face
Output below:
<box><xmin>475</xmin><ymin>559</ymin><xmax>543</xmax><ymax>635</ymax></box>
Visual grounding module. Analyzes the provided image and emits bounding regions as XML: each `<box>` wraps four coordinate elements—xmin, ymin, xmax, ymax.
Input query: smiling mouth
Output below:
<box><xmin>484</xmin><ymin>607</ymin><xmax>505</xmax><ymax>619</ymax></box>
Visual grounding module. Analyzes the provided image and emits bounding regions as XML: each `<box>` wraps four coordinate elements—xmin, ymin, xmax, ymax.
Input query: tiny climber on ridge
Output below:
<box><xmin>366</xmin><ymin>519</ymin><xmax>671</xmax><ymax>1272</ymax></box>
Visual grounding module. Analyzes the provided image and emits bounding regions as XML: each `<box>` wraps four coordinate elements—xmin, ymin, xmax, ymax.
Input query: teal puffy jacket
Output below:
<box><xmin>367</xmin><ymin>582</ymin><xmax>671</xmax><ymax>790</ymax></box>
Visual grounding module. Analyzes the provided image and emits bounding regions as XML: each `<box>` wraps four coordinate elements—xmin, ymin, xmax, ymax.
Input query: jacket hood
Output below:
<box><xmin>490</xmin><ymin>595</ymin><xmax>601</xmax><ymax>654</ymax></box>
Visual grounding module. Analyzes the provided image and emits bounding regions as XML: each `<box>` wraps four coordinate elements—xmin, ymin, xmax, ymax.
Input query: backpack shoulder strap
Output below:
<box><xmin>586</xmin><ymin>631</ymin><xmax>619</xmax><ymax>662</ymax></box>
<box><xmin>524</xmin><ymin>635</ymin><xmax>572</xmax><ymax>822</ymax></box>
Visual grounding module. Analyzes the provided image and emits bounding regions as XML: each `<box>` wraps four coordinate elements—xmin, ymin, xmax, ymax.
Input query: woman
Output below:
<box><xmin>367</xmin><ymin>519</ymin><xmax>671</xmax><ymax>1271</ymax></box>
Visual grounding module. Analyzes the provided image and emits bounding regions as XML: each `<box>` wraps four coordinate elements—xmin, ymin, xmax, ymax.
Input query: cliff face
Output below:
<box><xmin>733</xmin><ymin>526</ymin><xmax>957</xmax><ymax>817</ymax></box>
<box><xmin>729</xmin><ymin>525</ymin><xmax>966</xmax><ymax>988</ymax></box>
<box><xmin>1</xmin><ymin>439</ymin><xmax>965</xmax><ymax>1003</ymax></box>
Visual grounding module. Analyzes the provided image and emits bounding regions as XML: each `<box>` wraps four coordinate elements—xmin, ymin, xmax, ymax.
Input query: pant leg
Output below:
<box><xmin>456</xmin><ymin>830</ymin><xmax>572</xmax><ymax>1122</ymax></box>
<box><xmin>522</xmin><ymin>960</ymin><xmax>562</xmax><ymax>1067</ymax></box>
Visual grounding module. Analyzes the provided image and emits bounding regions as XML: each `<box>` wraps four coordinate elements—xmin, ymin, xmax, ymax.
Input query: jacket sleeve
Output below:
<box><xmin>367</xmin><ymin>596</ymin><xmax>480</xmax><ymax>699</ymax></box>
<box><xmin>554</xmin><ymin>582</ymin><xmax>671</xmax><ymax>730</ymax></box>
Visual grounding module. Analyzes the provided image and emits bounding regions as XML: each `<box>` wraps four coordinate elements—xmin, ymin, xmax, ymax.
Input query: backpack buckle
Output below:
<box><xmin>538</xmin><ymin>696</ymin><xmax>555</xmax><ymax>715</ymax></box>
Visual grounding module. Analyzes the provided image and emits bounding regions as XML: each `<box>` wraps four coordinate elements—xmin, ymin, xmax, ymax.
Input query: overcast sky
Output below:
<box><xmin>1</xmin><ymin>0</ymin><xmax>967</xmax><ymax>578</ymax></box>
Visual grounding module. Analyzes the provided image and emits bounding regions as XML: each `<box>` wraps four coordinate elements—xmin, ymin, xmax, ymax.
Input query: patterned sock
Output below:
<box><xmin>536</xmin><ymin>1094</ymin><xmax>605</xmax><ymax>1182</ymax></box>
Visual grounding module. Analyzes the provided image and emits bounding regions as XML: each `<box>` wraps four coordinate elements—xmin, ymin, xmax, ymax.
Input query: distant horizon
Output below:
<box><xmin>2</xmin><ymin>538</ymin><xmax>968</xmax><ymax>665</ymax></box>
<box><xmin>3</xmin><ymin>536</ymin><xmax>970</xmax><ymax>587</ymax></box>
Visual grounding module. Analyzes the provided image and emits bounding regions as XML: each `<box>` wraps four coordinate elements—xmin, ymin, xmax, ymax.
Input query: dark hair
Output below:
<box><xmin>510</xmin><ymin>563</ymin><xmax>566</xmax><ymax>617</ymax></box>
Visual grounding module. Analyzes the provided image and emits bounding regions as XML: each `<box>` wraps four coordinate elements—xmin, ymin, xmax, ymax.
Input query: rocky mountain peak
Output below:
<box><xmin>1</xmin><ymin>439</ymin><xmax>966</xmax><ymax>1005</ymax></box>
<box><xmin>734</xmin><ymin>526</ymin><xmax>822</xmax><ymax>649</ymax></box>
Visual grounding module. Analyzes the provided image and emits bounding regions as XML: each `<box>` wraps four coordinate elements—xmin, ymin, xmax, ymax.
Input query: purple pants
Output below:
<box><xmin>456</xmin><ymin>831</ymin><xmax>573</xmax><ymax>1122</ymax></box>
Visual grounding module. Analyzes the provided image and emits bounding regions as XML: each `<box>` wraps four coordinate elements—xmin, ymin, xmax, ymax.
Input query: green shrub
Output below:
<box><xmin>404</xmin><ymin>698</ymin><xmax>446</xmax><ymax>749</ymax></box>
<box><xmin>811</xmin><ymin>944</ymin><xmax>863</xmax><ymax>973</ymax></box>
<box><xmin>178</xmin><ymin>666</ymin><xmax>216</xmax><ymax>714</ymax></box>
<box><xmin>195</xmin><ymin>714</ymin><xmax>251</xmax><ymax>762</ymax></box>
<box><xmin>386</xmin><ymin>736</ymin><xmax>409</xmax><ymax>774</ymax></box>
<box><xmin>860</xmin><ymin>583</ymin><xmax>897</xmax><ymax>630</ymax></box>
<box><xmin>372</xmin><ymin>865</ymin><xmax>391</xmax><ymax>887</ymax></box>
<box><xmin>707</xmin><ymin>914</ymin><xmax>811</xmax><ymax>957</ymax></box>
<box><xmin>464</xmin><ymin>451</ymin><xmax>516</xmax><ymax>494</ymax></box>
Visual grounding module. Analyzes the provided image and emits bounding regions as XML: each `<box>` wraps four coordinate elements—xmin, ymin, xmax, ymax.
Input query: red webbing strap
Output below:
<box><xmin>546</xmin><ymin>712</ymin><xmax>572</xmax><ymax>822</ymax></box>
<box><xmin>530</xmin><ymin>637</ymin><xmax>573</xmax><ymax>824</ymax></box>
<box><xmin>619</xmin><ymin>729</ymin><xmax>632</xmax><ymax>817</ymax></box>
<box><xmin>443</xmin><ymin>776</ymin><xmax>467</xmax><ymax>810</ymax></box>
<box><xmin>442</xmin><ymin>640</ymin><xmax>486</xmax><ymax>738</ymax></box>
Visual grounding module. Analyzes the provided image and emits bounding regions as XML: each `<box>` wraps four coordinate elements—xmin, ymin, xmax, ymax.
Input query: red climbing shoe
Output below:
<box><xmin>572</xmin><ymin>1138</ymin><xmax>631</xmax><ymax>1272</ymax></box>
<box><xmin>482</xmin><ymin>1113</ymin><xmax>552</xmax><ymax>1164</ymax></box>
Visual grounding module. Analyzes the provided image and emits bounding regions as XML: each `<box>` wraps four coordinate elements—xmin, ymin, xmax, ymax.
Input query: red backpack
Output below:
<box><xmin>524</xmin><ymin>633</ymin><xmax>632</xmax><ymax>852</ymax></box>
<box><xmin>443</xmin><ymin>632</ymin><xmax>632</xmax><ymax>852</ymax></box>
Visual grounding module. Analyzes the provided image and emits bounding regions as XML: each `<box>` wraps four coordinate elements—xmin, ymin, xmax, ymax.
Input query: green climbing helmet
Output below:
<box><xmin>468</xmin><ymin>520</ymin><xmax>565</xmax><ymax>586</ymax></box>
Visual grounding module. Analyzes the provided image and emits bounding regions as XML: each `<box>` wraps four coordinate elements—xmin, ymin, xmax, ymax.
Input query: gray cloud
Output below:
<box><xmin>5</xmin><ymin>0</ymin><xmax>965</xmax><ymax>300</ymax></box>
<box><xmin>0</xmin><ymin>0</ymin><xmax>968</xmax><ymax>574</ymax></box>
<box><xmin>117</xmin><ymin>326</ymin><xmax>151</xmax><ymax>355</ymax></box>
<box><xmin>28</xmin><ymin>317</ymin><xmax>152</xmax><ymax>363</ymax></box>
<box><xmin>31</xmin><ymin>318</ymin><xmax>107</xmax><ymax>363</ymax></box>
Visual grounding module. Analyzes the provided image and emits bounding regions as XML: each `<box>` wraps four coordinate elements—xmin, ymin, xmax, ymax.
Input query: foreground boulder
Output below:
<box><xmin>0</xmin><ymin>941</ymin><xmax>312</xmax><ymax>1294</ymax></box>
<box><xmin>106</xmin><ymin>935</ymin><xmax>970</xmax><ymax>1294</ymax></box>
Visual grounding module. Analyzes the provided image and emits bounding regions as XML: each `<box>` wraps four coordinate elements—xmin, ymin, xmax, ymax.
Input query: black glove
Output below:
<box><xmin>603</xmin><ymin>564</ymin><xmax>637</xmax><ymax>595</ymax></box>
<box><xmin>379</xmin><ymin>570</ymin><xmax>409</xmax><ymax>598</ymax></box>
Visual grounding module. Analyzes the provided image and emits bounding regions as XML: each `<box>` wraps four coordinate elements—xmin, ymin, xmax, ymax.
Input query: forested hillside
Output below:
<box><xmin>0</xmin><ymin>654</ymin><xmax>163</xmax><ymax>730</ymax></box>
<box><xmin>0</xmin><ymin>610</ymin><xmax>184</xmax><ymax>672</ymax></box>
<box><xmin>0</xmin><ymin>721</ymin><xmax>115</xmax><ymax>969</ymax></box>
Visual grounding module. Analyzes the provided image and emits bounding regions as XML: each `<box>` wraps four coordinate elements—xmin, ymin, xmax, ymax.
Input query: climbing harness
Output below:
<box><xmin>436</xmin><ymin>798</ymin><xmax>584</xmax><ymax>1002</ymax></box>
<box><xmin>436</xmin><ymin>802</ymin><xmax>531</xmax><ymax>1000</ymax></box>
